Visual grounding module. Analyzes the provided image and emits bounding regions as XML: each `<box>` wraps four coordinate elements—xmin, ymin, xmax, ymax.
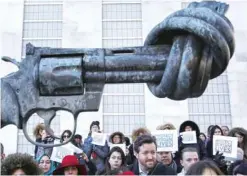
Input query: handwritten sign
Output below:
<box><xmin>66</xmin><ymin>142</ymin><xmax>83</xmax><ymax>154</ymax></box>
<box><xmin>180</xmin><ymin>131</ymin><xmax>197</xmax><ymax>144</ymax></box>
<box><xmin>91</xmin><ymin>132</ymin><xmax>107</xmax><ymax>146</ymax></box>
<box><xmin>213</xmin><ymin>135</ymin><xmax>238</xmax><ymax>159</ymax></box>
<box><xmin>152</xmin><ymin>130</ymin><xmax>178</xmax><ymax>152</ymax></box>
<box><xmin>109</xmin><ymin>143</ymin><xmax>127</xmax><ymax>155</ymax></box>
<box><xmin>50</xmin><ymin>144</ymin><xmax>74</xmax><ymax>163</ymax></box>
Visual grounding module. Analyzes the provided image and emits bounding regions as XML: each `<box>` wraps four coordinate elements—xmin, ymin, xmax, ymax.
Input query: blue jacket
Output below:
<box><xmin>83</xmin><ymin>135</ymin><xmax>109</xmax><ymax>173</ymax></box>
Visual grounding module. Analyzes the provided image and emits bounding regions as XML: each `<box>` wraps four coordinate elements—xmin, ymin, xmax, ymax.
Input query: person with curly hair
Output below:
<box><xmin>1</xmin><ymin>153</ymin><xmax>43</xmax><ymax>175</ymax></box>
<box><xmin>33</xmin><ymin>123</ymin><xmax>45</xmax><ymax>158</ymax></box>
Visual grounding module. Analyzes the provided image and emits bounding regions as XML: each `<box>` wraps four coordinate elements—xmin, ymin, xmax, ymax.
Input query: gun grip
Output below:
<box><xmin>1</xmin><ymin>80</ymin><xmax>21</xmax><ymax>128</ymax></box>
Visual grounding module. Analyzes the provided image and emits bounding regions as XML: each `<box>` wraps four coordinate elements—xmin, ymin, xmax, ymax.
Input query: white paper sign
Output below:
<box><xmin>152</xmin><ymin>130</ymin><xmax>178</xmax><ymax>152</ymax></box>
<box><xmin>65</xmin><ymin>142</ymin><xmax>83</xmax><ymax>154</ymax></box>
<box><xmin>213</xmin><ymin>135</ymin><xmax>238</xmax><ymax>159</ymax></box>
<box><xmin>110</xmin><ymin>143</ymin><xmax>127</xmax><ymax>155</ymax></box>
<box><xmin>91</xmin><ymin>132</ymin><xmax>107</xmax><ymax>146</ymax></box>
<box><xmin>50</xmin><ymin>142</ymin><xmax>74</xmax><ymax>163</ymax></box>
<box><xmin>180</xmin><ymin>131</ymin><xmax>197</xmax><ymax>144</ymax></box>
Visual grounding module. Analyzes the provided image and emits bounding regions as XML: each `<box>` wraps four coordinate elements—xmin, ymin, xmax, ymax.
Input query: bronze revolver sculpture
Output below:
<box><xmin>1</xmin><ymin>1</ymin><xmax>235</xmax><ymax>147</ymax></box>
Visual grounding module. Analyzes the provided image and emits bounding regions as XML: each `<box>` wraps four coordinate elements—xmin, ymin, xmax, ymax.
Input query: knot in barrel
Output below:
<box><xmin>144</xmin><ymin>1</ymin><xmax>235</xmax><ymax>100</ymax></box>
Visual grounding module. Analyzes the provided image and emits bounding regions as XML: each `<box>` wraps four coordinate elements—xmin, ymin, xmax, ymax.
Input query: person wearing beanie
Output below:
<box><xmin>83</xmin><ymin>121</ymin><xmax>109</xmax><ymax>173</ymax></box>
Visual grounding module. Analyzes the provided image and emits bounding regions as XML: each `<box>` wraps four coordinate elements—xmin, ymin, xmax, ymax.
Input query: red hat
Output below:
<box><xmin>53</xmin><ymin>155</ymin><xmax>87</xmax><ymax>175</ymax></box>
<box><xmin>118</xmin><ymin>171</ymin><xmax>135</xmax><ymax>175</ymax></box>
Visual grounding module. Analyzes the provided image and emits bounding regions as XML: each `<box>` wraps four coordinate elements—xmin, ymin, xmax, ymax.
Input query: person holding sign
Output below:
<box><xmin>206</xmin><ymin>125</ymin><xmax>223</xmax><ymax>158</ymax></box>
<box><xmin>155</xmin><ymin>123</ymin><xmax>178</xmax><ymax>173</ymax></box>
<box><xmin>228</xmin><ymin>127</ymin><xmax>247</xmax><ymax>159</ymax></box>
<box><xmin>174</xmin><ymin>120</ymin><xmax>206</xmax><ymax>173</ymax></box>
<box><xmin>83</xmin><ymin>121</ymin><xmax>109</xmax><ymax>173</ymax></box>
<box><xmin>128</xmin><ymin>135</ymin><xmax>176</xmax><ymax>175</ymax></box>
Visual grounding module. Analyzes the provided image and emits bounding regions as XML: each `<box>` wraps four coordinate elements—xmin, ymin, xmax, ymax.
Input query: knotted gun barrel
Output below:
<box><xmin>1</xmin><ymin>1</ymin><xmax>235</xmax><ymax>147</ymax></box>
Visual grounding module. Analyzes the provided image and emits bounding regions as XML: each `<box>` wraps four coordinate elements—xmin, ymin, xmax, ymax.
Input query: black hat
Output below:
<box><xmin>90</xmin><ymin>121</ymin><xmax>100</xmax><ymax>130</ymax></box>
<box><xmin>74</xmin><ymin>134</ymin><xmax>82</xmax><ymax>140</ymax></box>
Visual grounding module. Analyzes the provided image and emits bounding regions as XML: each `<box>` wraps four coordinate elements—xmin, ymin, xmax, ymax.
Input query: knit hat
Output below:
<box><xmin>90</xmin><ymin>121</ymin><xmax>100</xmax><ymax>130</ymax></box>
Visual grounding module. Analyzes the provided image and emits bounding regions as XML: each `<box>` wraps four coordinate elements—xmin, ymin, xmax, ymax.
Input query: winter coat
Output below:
<box><xmin>35</xmin><ymin>136</ymin><xmax>54</xmax><ymax>160</ymax></box>
<box><xmin>206</xmin><ymin>125</ymin><xmax>223</xmax><ymax>158</ymax></box>
<box><xmin>177</xmin><ymin>120</ymin><xmax>206</xmax><ymax>159</ymax></box>
<box><xmin>109</xmin><ymin>131</ymin><xmax>125</xmax><ymax>144</ymax></box>
<box><xmin>174</xmin><ymin>120</ymin><xmax>206</xmax><ymax>172</ymax></box>
<box><xmin>128</xmin><ymin>160</ymin><xmax>176</xmax><ymax>175</ymax></box>
<box><xmin>83</xmin><ymin>135</ymin><xmax>109</xmax><ymax>173</ymax></box>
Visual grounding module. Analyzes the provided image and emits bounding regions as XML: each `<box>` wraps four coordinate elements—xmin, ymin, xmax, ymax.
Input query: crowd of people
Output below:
<box><xmin>1</xmin><ymin>120</ymin><xmax>247</xmax><ymax>175</ymax></box>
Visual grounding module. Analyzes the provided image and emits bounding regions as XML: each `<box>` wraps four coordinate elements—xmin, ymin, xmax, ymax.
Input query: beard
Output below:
<box><xmin>144</xmin><ymin>159</ymin><xmax>156</xmax><ymax>169</ymax></box>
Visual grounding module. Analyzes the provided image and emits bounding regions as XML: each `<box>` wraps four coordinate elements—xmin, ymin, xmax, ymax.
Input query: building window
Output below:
<box><xmin>188</xmin><ymin>74</ymin><xmax>232</xmax><ymax>133</ymax></box>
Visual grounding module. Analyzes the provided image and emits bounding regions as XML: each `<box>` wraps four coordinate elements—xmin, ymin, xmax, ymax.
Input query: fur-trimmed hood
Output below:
<box><xmin>109</xmin><ymin>131</ymin><xmax>125</xmax><ymax>144</ymax></box>
<box><xmin>179</xmin><ymin>120</ymin><xmax>200</xmax><ymax>137</ymax></box>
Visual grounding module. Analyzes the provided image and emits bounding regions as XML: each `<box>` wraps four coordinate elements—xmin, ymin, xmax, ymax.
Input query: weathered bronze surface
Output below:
<box><xmin>1</xmin><ymin>1</ymin><xmax>235</xmax><ymax>147</ymax></box>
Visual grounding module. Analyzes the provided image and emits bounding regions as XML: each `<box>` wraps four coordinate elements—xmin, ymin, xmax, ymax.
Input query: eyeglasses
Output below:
<box><xmin>63</xmin><ymin>135</ymin><xmax>70</xmax><ymax>138</ymax></box>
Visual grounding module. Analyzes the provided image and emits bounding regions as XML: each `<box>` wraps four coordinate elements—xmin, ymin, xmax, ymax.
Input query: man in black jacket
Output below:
<box><xmin>128</xmin><ymin>134</ymin><xmax>176</xmax><ymax>175</ymax></box>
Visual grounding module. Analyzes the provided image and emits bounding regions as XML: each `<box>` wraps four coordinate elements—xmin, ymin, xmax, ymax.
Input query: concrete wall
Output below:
<box><xmin>0</xmin><ymin>0</ymin><xmax>24</xmax><ymax>155</ymax></box>
<box><xmin>226</xmin><ymin>1</ymin><xmax>247</xmax><ymax>128</ymax></box>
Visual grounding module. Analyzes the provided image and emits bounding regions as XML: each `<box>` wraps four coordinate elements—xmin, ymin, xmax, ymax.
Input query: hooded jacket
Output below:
<box><xmin>109</xmin><ymin>132</ymin><xmax>125</xmax><ymax>144</ymax></box>
<box><xmin>174</xmin><ymin>120</ymin><xmax>206</xmax><ymax>172</ymax></box>
<box><xmin>178</xmin><ymin>120</ymin><xmax>206</xmax><ymax>158</ymax></box>
<box><xmin>228</xmin><ymin>127</ymin><xmax>247</xmax><ymax>159</ymax></box>
<box><xmin>206</xmin><ymin>125</ymin><xmax>223</xmax><ymax>158</ymax></box>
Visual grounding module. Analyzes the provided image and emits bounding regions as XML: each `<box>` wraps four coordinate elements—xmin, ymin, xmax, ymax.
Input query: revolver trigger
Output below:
<box><xmin>36</xmin><ymin>110</ymin><xmax>60</xmax><ymax>140</ymax></box>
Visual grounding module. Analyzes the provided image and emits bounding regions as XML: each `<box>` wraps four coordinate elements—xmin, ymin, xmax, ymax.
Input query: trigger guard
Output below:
<box><xmin>22</xmin><ymin>113</ymin><xmax>78</xmax><ymax>148</ymax></box>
